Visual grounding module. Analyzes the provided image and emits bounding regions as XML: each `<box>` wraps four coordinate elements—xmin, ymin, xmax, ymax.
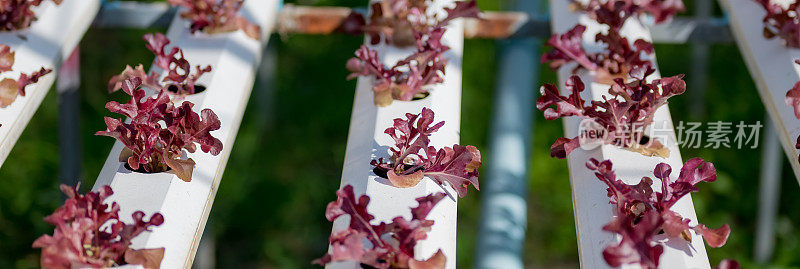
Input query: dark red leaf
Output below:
<box><xmin>0</xmin><ymin>0</ymin><xmax>63</xmax><ymax>31</ymax></box>
<box><xmin>33</xmin><ymin>184</ymin><xmax>164</xmax><ymax>268</ymax></box>
<box><xmin>168</xmin><ymin>0</ymin><xmax>262</xmax><ymax>40</ymax></box>
<box><xmin>541</xmin><ymin>25</ymin><xmax>598</xmax><ymax>71</ymax></box>
<box><xmin>537</xmin><ymin>76</ymin><xmax>586</xmax><ymax>120</ymax></box>
<box><xmin>425</xmin><ymin>144</ymin><xmax>482</xmax><ymax>197</ymax></box>
<box><xmin>537</xmin><ymin>66</ymin><xmax>685</xmax><ymax>158</ymax></box>
<box><xmin>715</xmin><ymin>259</ymin><xmax>741</xmax><ymax>269</ymax></box>
<box><xmin>439</xmin><ymin>0</ymin><xmax>480</xmax><ymax>27</ymax></box>
<box><xmin>371</xmin><ymin>107</ymin><xmax>481</xmax><ymax>197</ymax></box>
<box><xmin>586</xmin><ymin>158</ymin><xmax>731</xmax><ymax>268</ymax></box>
<box><xmin>755</xmin><ymin>0</ymin><xmax>800</xmax><ymax>48</ymax></box>
<box><xmin>97</xmin><ymin>76</ymin><xmax>223</xmax><ymax>181</ymax></box>
<box><xmin>786</xmin><ymin>80</ymin><xmax>800</xmax><ymax>118</ymax></box>
<box><xmin>787</xmin><ymin>60</ymin><xmax>800</xmax><ymax>166</ymax></box>
<box><xmin>361</xmin><ymin>0</ymin><xmax>478</xmax><ymax>46</ymax></box>
<box><xmin>347</xmin><ymin>1</ymin><xmax>479</xmax><ymax>105</ymax></box>
<box><xmin>141</xmin><ymin>33</ymin><xmax>212</xmax><ymax>95</ymax></box>
<box><xmin>549</xmin><ymin>137</ymin><xmax>581</xmax><ymax>159</ymax></box>
<box><xmin>573</xmin><ymin>0</ymin><xmax>684</xmax><ymax>30</ymax></box>
<box><xmin>315</xmin><ymin>185</ymin><xmax>447</xmax><ymax>268</ymax></box>
<box><xmin>661</xmin><ymin>158</ymin><xmax>717</xmax><ymax>208</ymax></box>
<box><xmin>542</xmin><ymin>25</ymin><xmax>654</xmax><ymax>83</ymax></box>
<box><xmin>0</xmin><ymin>45</ymin><xmax>52</xmax><ymax>108</ymax></box>
<box><xmin>17</xmin><ymin>67</ymin><xmax>52</xmax><ymax>96</ymax></box>
<box><xmin>602</xmin><ymin>211</ymin><xmax>664</xmax><ymax>269</ymax></box>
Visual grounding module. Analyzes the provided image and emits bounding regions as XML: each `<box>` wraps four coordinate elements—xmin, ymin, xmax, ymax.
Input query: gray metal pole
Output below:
<box><xmin>58</xmin><ymin>48</ymin><xmax>82</xmax><ymax>190</ymax></box>
<box><xmin>689</xmin><ymin>0</ymin><xmax>711</xmax><ymax>117</ymax></box>
<box><xmin>474</xmin><ymin>0</ymin><xmax>539</xmax><ymax>267</ymax></box>
<box><xmin>254</xmin><ymin>41</ymin><xmax>277</xmax><ymax>132</ymax></box>
<box><xmin>193</xmin><ymin>222</ymin><xmax>215</xmax><ymax>269</ymax></box>
<box><xmin>89</xmin><ymin>2</ymin><xmax>735</xmax><ymax>44</ymax></box>
<box><xmin>754</xmin><ymin>118</ymin><xmax>782</xmax><ymax>263</ymax></box>
<box><xmin>192</xmin><ymin>36</ymin><xmax>277</xmax><ymax>269</ymax></box>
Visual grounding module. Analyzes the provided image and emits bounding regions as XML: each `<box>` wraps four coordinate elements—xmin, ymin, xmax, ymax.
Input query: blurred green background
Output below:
<box><xmin>1</xmin><ymin>0</ymin><xmax>799</xmax><ymax>268</ymax></box>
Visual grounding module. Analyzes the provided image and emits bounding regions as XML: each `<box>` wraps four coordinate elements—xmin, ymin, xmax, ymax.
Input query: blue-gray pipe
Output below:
<box><xmin>473</xmin><ymin>0</ymin><xmax>540</xmax><ymax>267</ymax></box>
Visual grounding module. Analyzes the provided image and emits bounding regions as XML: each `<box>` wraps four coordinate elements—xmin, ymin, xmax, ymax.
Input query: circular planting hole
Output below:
<box><xmin>372</xmin><ymin>167</ymin><xmax>388</xmax><ymax>179</ymax></box>
<box><xmin>124</xmin><ymin>163</ymin><xmax>172</xmax><ymax>174</ymax></box>
<box><xmin>167</xmin><ymin>84</ymin><xmax>207</xmax><ymax>95</ymax></box>
<box><xmin>411</xmin><ymin>91</ymin><xmax>431</xmax><ymax>101</ymax></box>
<box><xmin>638</xmin><ymin>135</ymin><xmax>650</xmax><ymax>145</ymax></box>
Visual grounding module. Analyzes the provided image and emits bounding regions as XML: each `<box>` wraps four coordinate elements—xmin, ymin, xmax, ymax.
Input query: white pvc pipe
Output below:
<box><xmin>549</xmin><ymin>0</ymin><xmax>712</xmax><ymax>267</ymax></box>
<box><xmin>328</xmin><ymin>1</ymin><xmax>465</xmax><ymax>268</ymax></box>
<box><xmin>92</xmin><ymin>0</ymin><xmax>280</xmax><ymax>267</ymax></box>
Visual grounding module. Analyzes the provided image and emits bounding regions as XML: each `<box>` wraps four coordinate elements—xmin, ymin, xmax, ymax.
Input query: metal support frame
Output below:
<box><xmin>191</xmin><ymin>27</ymin><xmax>279</xmax><ymax>269</ymax></box>
<box><xmin>755</xmin><ymin>118</ymin><xmax>783</xmax><ymax>263</ymax></box>
<box><xmin>57</xmin><ymin>48</ymin><xmax>82</xmax><ymax>190</ymax></box>
<box><xmin>193</xmin><ymin>221</ymin><xmax>215</xmax><ymax>269</ymax></box>
<box><xmin>254</xmin><ymin>41</ymin><xmax>278</xmax><ymax>132</ymax></box>
<box><xmin>92</xmin><ymin>1</ymin><xmax>176</xmax><ymax>29</ymax></box>
<box><xmin>474</xmin><ymin>0</ymin><xmax>538</xmax><ymax>267</ymax></box>
<box><xmin>90</xmin><ymin>1</ymin><xmax>732</xmax><ymax>44</ymax></box>
<box><xmin>690</xmin><ymin>0</ymin><xmax>712</xmax><ymax>117</ymax></box>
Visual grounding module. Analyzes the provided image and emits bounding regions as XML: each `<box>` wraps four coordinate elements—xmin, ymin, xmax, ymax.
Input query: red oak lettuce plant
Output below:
<box><xmin>347</xmin><ymin>0</ymin><xmax>479</xmax><ymax>47</ymax></box>
<box><xmin>371</xmin><ymin>107</ymin><xmax>481</xmax><ymax>197</ymax></box>
<box><xmin>167</xmin><ymin>0</ymin><xmax>261</xmax><ymax>40</ymax></box>
<box><xmin>345</xmin><ymin>0</ymin><xmax>479</xmax><ymax>106</ymax></box>
<box><xmin>537</xmin><ymin>66</ymin><xmax>685</xmax><ymax>158</ymax></box>
<box><xmin>314</xmin><ymin>185</ymin><xmax>447</xmax><ymax>269</ymax></box>
<box><xmin>347</xmin><ymin>32</ymin><xmax>447</xmax><ymax>106</ymax></box>
<box><xmin>542</xmin><ymin>24</ymin><xmax>654</xmax><ymax>84</ymax></box>
<box><xmin>97</xmin><ymin>77</ymin><xmax>223</xmax><ymax>182</ymax></box>
<box><xmin>572</xmin><ymin>0</ymin><xmax>685</xmax><ymax>30</ymax></box>
<box><xmin>586</xmin><ymin>158</ymin><xmax>730</xmax><ymax>268</ymax></box>
<box><xmin>0</xmin><ymin>0</ymin><xmax>63</xmax><ymax>31</ymax></box>
<box><xmin>0</xmin><ymin>44</ymin><xmax>52</xmax><ymax>107</ymax></box>
<box><xmin>33</xmin><ymin>184</ymin><xmax>165</xmax><ymax>269</ymax></box>
<box><xmin>754</xmin><ymin>0</ymin><xmax>800</xmax><ymax>48</ymax></box>
<box><xmin>109</xmin><ymin>33</ymin><xmax>211</xmax><ymax>96</ymax></box>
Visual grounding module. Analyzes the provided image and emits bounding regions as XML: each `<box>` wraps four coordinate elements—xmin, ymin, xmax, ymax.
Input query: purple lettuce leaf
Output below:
<box><xmin>715</xmin><ymin>259</ymin><xmax>741</xmax><ymax>269</ymax></box>
<box><xmin>33</xmin><ymin>184</ymin><xmax>164</xmax><ymax>269</ymax></box>
<box><xmin>541</xmin><ymin>25</ymin><xmax>598</xmax><ymax>72</ymax></box>
<box><xmin>586</xmin><ymin>158</ymin><xmax>731</xmax><ymax>268</ymax></box>
<box><xmin>0</xmin><ymin>44</ymin><xmax>53</xmax><ymax>108</ymax></box>
<box><xmin>371</xmin><ymin>107</ymin><xmax>481</xmax><ymax>198</ymax></box>
<box><xmin>542</xmin><ymin>25</ymin><xmax>654</xmax><ymax>83</ymax></box>
<box><xmin>755</xmin><ymin>0</ymin><xmax>800</xmax><ymax>48</ymax></box>
<box><xmin>313</xmin><ymin>185</ymin><xmax>447</xmax><ymax>268</ymax></box>
<box><xmin>110</xmin><ymin>33</ymin><xmax>212</xmax><ymax>96</ymax></box>
<box><xmin>573</xmin><ymin>0</ymin><xmax>684</xmax><ymax>30</ymax></box>
<box><xmin>167</xmin><ymin>0</ymin><xmax>261</xmax><ymax>39</ymax></box>
<box><xmin>346</xmin><ymin>1</ymin><xmax>479</xmax><ymax>106</ymax></box>
<box><xmin>0</xmin><ymin>0</ymin><xmax>63</xmax><ymax>31</ymax></box>
<box><xmin>537</xmin><ymin>66</ymin><xmax>684</xmax><ymax>158</ymax></box>
<box><xmin>97</xmin><ymin>76</ymin><xmax>223</xmax><ymax>182</ymax></box>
